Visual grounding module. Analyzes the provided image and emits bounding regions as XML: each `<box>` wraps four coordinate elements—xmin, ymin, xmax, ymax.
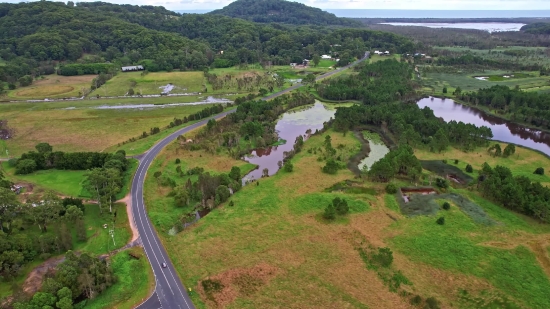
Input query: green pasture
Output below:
<box><xmin>1</xmin><ymin>158</ymin><xmax>138</xmax><ymax>200</ymax></box>
<box><xmin>422</xmin><ymin>70</ymin><xmax>550</xmax><ymax>93</ymax></box>
<box><xmin>369</xmin><ymin>54</ymin><xmax>401</xmax><ymax>63</ymax></box>
<box><xmin>433</xmin><ymin>46</ymin><xmax>550</xmax><ymax>67</ymax></box>
<box><xmin>390</xmin><ymin>198</ymin><xmax>550</xmax><ymax>308</ymax></box>
<box><xmin>95</xmin><ymin>71</ymin><xmax>205</xmax><ymax>97</ymax></box>
<box><xmin>0</xmin><ymin>98</ymin><xmax>223</xmax><ymax>156</ymax></box>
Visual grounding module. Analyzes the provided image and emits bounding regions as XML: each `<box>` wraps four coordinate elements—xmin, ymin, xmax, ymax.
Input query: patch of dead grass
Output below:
<box><xmin>197</xmin><ymin>263</ymin><xmax>280</xmax><ymax>308</ymax></box>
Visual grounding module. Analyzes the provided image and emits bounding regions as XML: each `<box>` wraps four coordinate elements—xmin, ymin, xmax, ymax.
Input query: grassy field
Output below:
<box><xmin>6</xmin><ymin>75</ymin><xmax>96</xmax><ymax>100</ymax></box>
<box><xmin>1</xmin><ymin>159</ymin><xmax>138</xmax><ymax>200</ymax></box>
<box><xmin>433</xmin><ymin>46</ymin><xmax>550</xmax><ymax>67</ymax></box>
<box><xmin>413</xmin><ymin>142</ymin><xmax>550</xmax><ymax>187</ymax></box>
<box><xmin>0</xmin><ymin>98</ymin><xmax>221</xmax><ymax>156</ymax></box>
<box><xmin>142</xmin><ymin>123</ymin><xmax>550</xmax><ymax>308</ymax></box>
<box><xmin>95</xmin><ymin>71</ymin><xmax>205</xmax><ymax>97</ymax></box>
<box><xmin>83</xmin><ymin>247</ymin><xmax>154</xmax><ymax>309</ymax></box>
<box><xmin>421</xmin><ymin>70</ymin><xmax>550</xmax><ymax>94</ymax></box>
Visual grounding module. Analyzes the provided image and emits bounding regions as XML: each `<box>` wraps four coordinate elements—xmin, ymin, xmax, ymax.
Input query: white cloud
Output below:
<box><xmin>5</xmin><ymin>0</ymin><xmax>550</xmax><ymax>11</ymax></box>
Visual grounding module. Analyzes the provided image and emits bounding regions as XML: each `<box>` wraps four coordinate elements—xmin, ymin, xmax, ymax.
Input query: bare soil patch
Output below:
<box><xmin>197</xmin><ymin>263</ymin><xmax>280</xmax><ymax>308</ymax></box>
<box><xmin>22</xmin><ymin>255</ymin><xmax>65</xmax><ymax>295</ymax></box>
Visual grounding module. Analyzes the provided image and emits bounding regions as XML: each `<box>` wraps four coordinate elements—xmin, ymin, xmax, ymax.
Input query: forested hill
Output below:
<box><xmin>209</xmin><ymin>0</ymin><xmax>361</xmax><ymax>27</ymax></box>
<box><xmin>521</xmin><ymin>23</ymin><xmax>550</xmax><ymax>35</ymax></box>
<box><xmin>0</xmin><ymin>1</ymin><xmax>414</xmax><ymax>87</ymax></box>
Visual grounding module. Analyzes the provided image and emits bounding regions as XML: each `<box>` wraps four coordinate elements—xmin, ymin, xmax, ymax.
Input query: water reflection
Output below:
<box><xmin>417</xmin><ymin>97</ymin><xmax>550</xmax><ymax>156</ymax></box>
<box><xmin>243</xmin><ymin>102</ymin><xmax>336</xmax><ymax>181</ymax></box>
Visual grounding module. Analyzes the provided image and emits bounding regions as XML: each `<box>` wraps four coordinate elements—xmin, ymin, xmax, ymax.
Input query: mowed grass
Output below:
<box><xmin>76</xmin><ymin>202</ymin><xmax>132</xmax><ymax>255</ymax></box>
<box><xmin>83</xmin><ymin>247</ymin><xmax>154</xmax><ymax>309</ymax></box>
<box><xmin>0</xmin><ymin>99</ymin><xmax>216</xmax><ymax>156</ymax></box>
<box><xmin>96</xmin><ymin>71</ymin><xmax>205</xmax><ymax>97</ymax></box>
<box><xmin>1</xmin><ymin>159</ymin><xmax>138</xmax><ymax>200</ymax></box>
<box><xmin>6</xmin><ymin>74</ymin><xmax>96</xmax><ymax>100</ymax></box>
<box><xmin>413</xmin><ymin>143</ymin><xmax>550</xmax><ymax>186</ymax></box>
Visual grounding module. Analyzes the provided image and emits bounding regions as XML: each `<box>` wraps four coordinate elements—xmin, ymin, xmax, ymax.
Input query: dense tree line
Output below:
<box><xmin>12</xmin><ymin>251</ymin><xmax>114</xmax><ymax>308</ymax></box>
<box><xmin>435</xmin><ymin>54</ymin><xmax>543</xmax><ymax>71</ymax></box>
<box><xmin>461</xmin><ymin>85</ymin><xmax>550</xmax><ymax>130</ymax></box>
<box><xmin>479</xmin><ymin>163</ymin><xmax>550</xmax><ymax>222</ymax></box>
<box><xmin>521</xmin><ymin>22</ymin><xmax>550</xmax><ymax>35</ymax></box>
<box><xmin>0</xmin><ymin>1</ymin><xmax>414</xmax><ymax>85</ymax></box>
<box><xmin>57</xmin><ymin>63</ymin><xmax>116</xmax><ymax>76</ymax></box>
<box><xmin>327</xmin><ymin>61</ymin><xmax>492</xmax><ymax>152</ymax></box>
<box><xmin>316</xmin><ymin>59</ymin><xmax>416</xmax><ymax>102</ymax></box>
<box><xmin>14</xmin><ymin>143</ymin><xmax>128</xmax><ymax>175</ymax></box>
<box><xmin>209</xmin><ymin>0</ymin><xmax>361</xmax><ymax>27</ymax></box>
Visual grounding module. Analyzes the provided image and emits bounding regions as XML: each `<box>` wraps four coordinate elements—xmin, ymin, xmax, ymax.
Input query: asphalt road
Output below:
<box><xmin>133</xmin><ymin>52</ymin><xmax>369</xmax><ymax>309</ymax></box>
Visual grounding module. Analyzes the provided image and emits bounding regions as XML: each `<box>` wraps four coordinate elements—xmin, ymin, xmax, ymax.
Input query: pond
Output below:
<box><xmin>243</xmin><ymin>101</ymin><xmax>335</xmax><ymax>182</ymax></box>
<box><xmin>417</xmin><ymin>97</ymin><xmax>550</xmax><ymax>156</ymax></box>
<box><xmin>358</xmin><ymin>132</ymin><xmax>390</xmax><ymax>172</ymax></box>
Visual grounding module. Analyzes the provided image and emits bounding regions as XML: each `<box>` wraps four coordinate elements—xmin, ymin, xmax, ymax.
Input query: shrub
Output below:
<box><xmin>229</xmin><ymin>200</ymin><xmax>234</xmax><ymax>207</ymax></box>
<box><xmin>442</xmin><ymin>87</ymin><xmax>447</xmax><ymax>94</ymax></box>
<box><xmin>425</xmin><ymin>297</ymin><xmax>440</xmax><ymax>309</ymax></box>
<box><xmin>385</xmin><ymin>183</ymin><xmax>398</xmax><ymax>194</ymax></box>
<box><xmin>334</xmin><ymin>198</ymin><xmax>349</xmax><ymax>215</ymax></box>
<box><xmin>322</xmin><ymin>159</ymin><xmax>340</xmax><ymax>174</ymax></box>
<box><xmin>15</xmin><ymin>159</ymin><xmax>37</xmax><ymax>175</ymax></box>
<box><xmin>436</xmin><ymin>217</ymin><xmax>445</xmax><ymax>225</ymax></box>
<box><xmin>202</xmin><ymin>279</ymin><xmax>223</xmax><ymax>294</ymax></box>
<box><xmin>435</xmin><ymin>178</ymin><xmax>449</xmax><ymax>189</ymax></box>
<box><xmin>7</xmin><ymin>158</ymin><xmax>18</xmax><ymax>167</ymax></box>
<box><xmin>323</xmin><ymin>203</ymin><xmax>336</xmax><ymax>220</ymax></box>
<box><xmin>153</xmin><ymin>171</ymin><xmax>162</xmax><ymax>178</ymax></box>
<box><xmin>127</xmin><ymin>88</ymin><xmax>134</xmax><ymax>96</ymax></box>
<box><xmin>465</xmin><ymin>164</ymin><xmax>473</xmax><ymax>173</ymax></box>
<box><xmin>442</xmin><ymin>202</ymin><xmax>450</xmax><ymax>210</ymax></box>
<box><xmin>454</xmin><ymin>159</ymin><xmax>459</xmax><ymax>164</ymax></box>
<box><xmin>410</xmin><ymin>295</ymin><xmax>422</xmax><ymax>306</ymax></box>
<box><xmin>534</xmin><ymin>167</ymin><xmax>545</xmax><ymax>175</ymax></box>
<box><xmin>284</xmin><ymin>161</ymin><xmax>294</xmax><ymax>172</ymax></box>
<box><xmin>442</xmin><ymin>159</ymin><xmax>447</xmax><ymax>164</ymax></box>
<box><xmin>372</xmin><ymin>247</ymin><xmax>393</xmax><ymax>268</ymax></box>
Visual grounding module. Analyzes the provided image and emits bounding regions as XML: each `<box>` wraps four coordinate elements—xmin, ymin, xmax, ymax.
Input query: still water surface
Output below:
<box><xmin>417</xmin><ymin>97</ymin><xmax>550</xmax><ymax>156</ymax></box>
<box><xmin>243</xmin><ymin>102</ymin><xmax>335</xmax><ymax>181</ymax></box>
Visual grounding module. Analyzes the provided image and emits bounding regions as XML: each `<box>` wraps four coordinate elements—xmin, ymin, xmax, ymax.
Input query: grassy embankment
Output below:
<box><xmin>145</xmin><ymin>124</ymin><xmax>550</xmax><ymax>308</ymax></box>
<box><xmin>83</xmin><ymin>247</ymin><xmax>155</xmax><ymax>309</ymax></box>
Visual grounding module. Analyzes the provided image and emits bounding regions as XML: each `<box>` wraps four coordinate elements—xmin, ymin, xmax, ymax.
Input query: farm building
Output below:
<box><xmin>121</xmin><ymin>65</ymin><xmax>144</xmax><ymax>72</ymax></box>
<box><xmin>321</xmin><ymin>55</ymin><xmax>331</xmax><ymax>59</ymax></box>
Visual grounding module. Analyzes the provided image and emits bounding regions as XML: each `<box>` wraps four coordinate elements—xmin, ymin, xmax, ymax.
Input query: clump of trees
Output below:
<box><xmin>12</xmin><ymin>251</ymin><xmax>114</xmax><ymax>308</ymax></box>
<box><xmin>368</xmin><ymin>145</ymin><xmax>422</xmax><ymax>183</ymax></box>
<box><xmin>323</xmin><ymin>197</ymin><xmax>349</xmax><ymax>220</ymax></box>
<box><xmin>479</xmin><ymin>163</ymin><xmax>550</xmax><ymax>222</ymax></box>
<box><xmin>16</xmin><ymin>143</ymin><xmax>128</xmax><ymax>175</ymax></box>
<box><xmin>0</xmin><ymin>191</ymin><xmax>87</xmax><ymax>280</ymax></box>
<box><xmin>487</xmin><ymin>143</ymin><xmax>515</xmax><ymax>158</ymax></box>
<box><xmin>460</xmin><ymin>85</ymin><xmax>550</xmax><ymax>130</ymax></box>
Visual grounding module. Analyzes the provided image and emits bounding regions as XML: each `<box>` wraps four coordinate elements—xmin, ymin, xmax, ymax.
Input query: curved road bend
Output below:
<box><xmin>133</xmin><ymin>52</ymin><xmax>370</xmax><ymax>309</ymax></box>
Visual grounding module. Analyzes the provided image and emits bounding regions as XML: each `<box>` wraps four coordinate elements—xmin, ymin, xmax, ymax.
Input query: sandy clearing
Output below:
<box><xmin>117</xmin><ymin>193</ymin><xmax>139</xmax><ymax>242</ymax></box>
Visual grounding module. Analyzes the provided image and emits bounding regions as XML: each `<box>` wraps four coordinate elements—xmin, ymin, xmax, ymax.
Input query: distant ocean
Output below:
<box><xmin>175</xmin><ymin>9</ymin><xmax>550</xmax><ymax>18</ymax></box>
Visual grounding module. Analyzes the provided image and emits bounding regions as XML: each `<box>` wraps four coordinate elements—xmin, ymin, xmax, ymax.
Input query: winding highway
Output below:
<box><xmin>132</xmin><ymin>52</ymin><xmax>369</xmax><ymax>309</ymax></box>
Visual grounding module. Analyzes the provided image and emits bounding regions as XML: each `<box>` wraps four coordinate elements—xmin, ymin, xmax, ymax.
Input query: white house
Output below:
<box><xmin>321</xmin><ymin>55</ymin><xmax>331</xmax><ymax>59</ymax></box>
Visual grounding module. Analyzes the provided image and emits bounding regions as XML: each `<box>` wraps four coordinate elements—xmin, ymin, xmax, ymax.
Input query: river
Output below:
<box><xmin>243</xmin><ymin>102</ymin><xmax>335</xmax><ymax>181</ymax></box>
<box><xmin>417</xmin><ymin>97</ymin><xmax>550</xmax><ymax>156</ymax></box>
<box><xmin>380</xmin><ymin>22</ymin><xmax>525</xmax><ymax>32</ymax></box>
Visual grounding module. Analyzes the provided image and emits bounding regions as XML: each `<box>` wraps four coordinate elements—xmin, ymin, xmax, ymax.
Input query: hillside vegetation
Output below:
<box><xmin>209</xmin><ymin>0</ymin><xmax>361</xmax><ymax>26</ymax></box>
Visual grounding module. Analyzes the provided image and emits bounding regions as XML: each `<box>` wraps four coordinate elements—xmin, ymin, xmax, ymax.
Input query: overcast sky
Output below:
<box><xmin>7</xmin><ymin>0</ymin><xmax>550</xmax><ymax>11</ymax></box>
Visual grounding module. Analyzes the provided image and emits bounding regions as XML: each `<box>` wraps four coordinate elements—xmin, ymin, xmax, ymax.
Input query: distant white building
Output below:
<box><xmin>321</xmin><ymin>55</ymin><xmax>331</xmax><ymax>59</ymax></box>
<box><xmin>374</xmin><ymin>51</ymin><xmax>381</xmax><ymax>55</ymax></box>
<box><xmin>121</xmin><ymin>65</ymin><xmax>144</xmax><ymax>72</ymax></box>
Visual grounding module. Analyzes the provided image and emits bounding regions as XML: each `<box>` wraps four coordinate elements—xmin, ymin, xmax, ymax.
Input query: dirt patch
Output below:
<box><xmin>22</xmin><ymin>255</ymin><xmax>65</xmax><ymax>295</ymax></box>
<box><xmin>197</xmin><ymin>263</ymin><xmax>280</xmax><ymax>308</ymax></box>
<box><xmin>117</xmin><ymin>194</ymin><xmax>139</xmax><ymax>242</ymax></box>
